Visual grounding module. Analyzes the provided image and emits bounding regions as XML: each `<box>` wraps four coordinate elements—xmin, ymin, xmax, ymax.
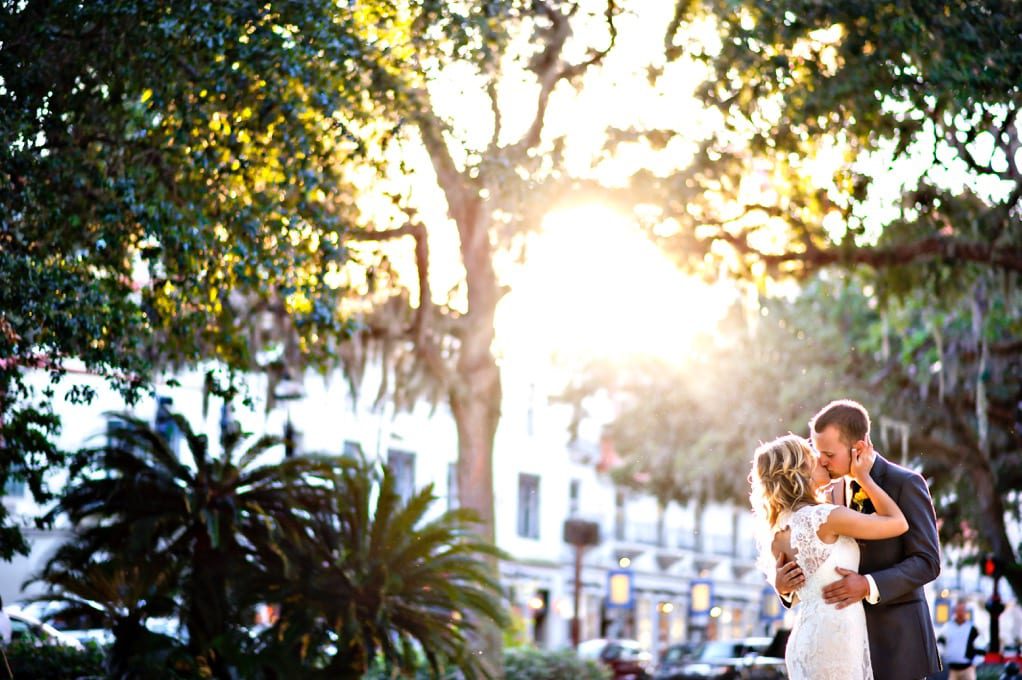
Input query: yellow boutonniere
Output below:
<box><xmin>852</xmin><ymin>488</ymin><xmax>870</xmax><ymax>509</ymax></box>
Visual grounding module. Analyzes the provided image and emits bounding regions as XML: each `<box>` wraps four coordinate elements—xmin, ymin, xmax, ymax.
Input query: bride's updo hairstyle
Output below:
<box><xmin>750</xmin><ymin>434</ymin><xmax>819</xmax><ymax>529</ymax></box>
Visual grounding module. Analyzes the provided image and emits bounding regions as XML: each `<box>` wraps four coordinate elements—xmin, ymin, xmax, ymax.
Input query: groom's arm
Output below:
<box><xmin>867</xmin><ymin>472</ymin><xmax>941</xmax><ymax>603</ymax></box>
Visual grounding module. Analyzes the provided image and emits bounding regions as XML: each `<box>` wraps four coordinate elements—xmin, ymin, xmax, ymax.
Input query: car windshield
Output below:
<box><xmin>577</xmin><ymin>639</ymin><xmax>606</xmax><ymax>659</ymax></box>
<box><xmin>741</xmin><ymin>638</ymin><xmax>772</xmax><ymax>656</ymax></box>
<box><xmin>604</xmin><ymin>641</ymin><xmax>642</xmax><ymax>660</ymax></box>
<box><xmin>661</xmin><ymin>645</ymin><xmax>694</xmax><ymax>663</ymax></box>
<box><xmin>697</xmin><ymin>640</ymin><xmax>743</xmax><ymax>660</ymax></box>
<box><xmin>9</xmin><ymin>617</ymin><xmax>36</xmax><ymax>638</ymax></box>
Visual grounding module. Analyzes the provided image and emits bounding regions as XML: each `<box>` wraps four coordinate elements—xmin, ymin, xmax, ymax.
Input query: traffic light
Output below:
<box><xmin>982</xmin><ymin>554</ymin><xmax>1002</xmax><ymax>578</ymax></box>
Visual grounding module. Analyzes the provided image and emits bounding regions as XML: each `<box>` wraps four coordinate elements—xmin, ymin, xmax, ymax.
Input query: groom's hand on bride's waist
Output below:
<box><xmin>822</xmin><ymin>567</ymin><xmax>870</xmax><ymax>609</ymax></box>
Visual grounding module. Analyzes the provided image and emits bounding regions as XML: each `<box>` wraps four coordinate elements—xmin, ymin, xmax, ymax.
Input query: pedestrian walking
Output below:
<box><xmin>937</xmin><ymin>601</ymin><xmax>983</xmax><ymax>680</ymax></box>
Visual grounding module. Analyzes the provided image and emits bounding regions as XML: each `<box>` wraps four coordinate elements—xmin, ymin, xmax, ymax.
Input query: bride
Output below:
<box><xmin>750</xmin><ymin>434</ymin><xmax>908</xmax><ymax>680</ymax></box>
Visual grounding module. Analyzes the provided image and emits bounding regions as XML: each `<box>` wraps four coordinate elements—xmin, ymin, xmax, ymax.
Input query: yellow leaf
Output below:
<box><xmin>141</xmin><ymin>88</ymin><xmax>153</xmax><ymax>103</ymax></box>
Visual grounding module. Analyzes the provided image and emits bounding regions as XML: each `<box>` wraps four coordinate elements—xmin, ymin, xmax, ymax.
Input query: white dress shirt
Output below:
<box><xmin>845</xmin><ymin>476</ymin><xmax>881</xmax><ymax>604</ymax></box>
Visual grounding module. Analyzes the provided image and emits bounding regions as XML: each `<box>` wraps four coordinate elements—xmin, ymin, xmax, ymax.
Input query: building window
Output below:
<box><xmin>614</xmin><ymin>489</ymin><xmax>625</xmax><ymax>541</ymax></box>
<box><xmin>517</xmin><ymin>473</ymin><xmax>540</xmax><ymax>539</ymax></box>
<box><xmin>568</xmin><ymin>479</ymin><xmax>580</xmax><ymax>516</ymax></box>
<box><xmin>731</xmin><ymin>512</ymin><xmax>741</xmax><ymax>556</ymax></box>
<box><xmin>3</xmin><ymin>464</ymin><xmax>26</xmax><ymax>498</ymax></box>
<box><xmin>447</xmin><ymin>463</ymin><xmax>459</xmax><ymax>510</ymax></box>
<box><xmin>387</xmin><ymin>449</ymin><xmax>416</xmax><ymax>504</ymax></box>
<box><xmin>107</xmin><ymin>416</ymin><xmax>132</xmax><ymax>452</ymax></box>
<box><xmin>154</xmin><ymin>395</ymin><xmax>179</xmax><ymax>452</ymax></box>
<box><xmin>342</xmin><ymin>440</ymin><xmax>363</xmax><ymax>458</ymax></box>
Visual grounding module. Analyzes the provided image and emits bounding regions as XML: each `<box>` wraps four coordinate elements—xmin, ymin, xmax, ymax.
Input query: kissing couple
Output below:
<box><xmin>750</xmin><ymin>399</ymin><xmax>943</xmax><ymax>680</ymax></box>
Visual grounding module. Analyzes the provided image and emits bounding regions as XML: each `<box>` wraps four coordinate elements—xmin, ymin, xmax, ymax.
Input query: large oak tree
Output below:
<box><xmin>0</xmin><ymin>0</ymin><xmax>389</xmax><ymax>558</ymax></box>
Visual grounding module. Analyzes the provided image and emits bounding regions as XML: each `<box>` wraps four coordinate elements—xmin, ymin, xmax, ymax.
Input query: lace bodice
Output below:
<box><xmin>789</xmin><ymin>505</ymin><xmax>851</xmax><ymax>586</ymax></box>
<box><xmin>775</xmin><ymin>504</ymin><xmax>874</xmax><ymax>680</ymax></box>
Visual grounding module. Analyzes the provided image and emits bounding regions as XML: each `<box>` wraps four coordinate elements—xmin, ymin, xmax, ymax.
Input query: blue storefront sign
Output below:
<box><xmin>606</xmin><ymin>569</ymin><xmax>635</xmax><ymax>609</ymax></box>
<box><xmin>689</xmin><ymin>579</ymin><xmax>713</xmax><ymax>618</ymax></box>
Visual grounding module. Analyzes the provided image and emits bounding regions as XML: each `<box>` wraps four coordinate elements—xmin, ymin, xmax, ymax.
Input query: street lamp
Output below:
<box><xmin>273</xmin><ymin>372</ymin><xmax>305</xmax><ymax>458</ymax></box>
<box><xmin>563</xmin><ymin>519</ymin><xmax>600</xmax><ymax>648</ymax></box>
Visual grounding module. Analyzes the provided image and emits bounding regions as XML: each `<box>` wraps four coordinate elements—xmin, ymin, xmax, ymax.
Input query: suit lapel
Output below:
<box><xmin>871</xmin><ymin>453</ymin><xmax>889</xmax><ymax>486</ymax></box>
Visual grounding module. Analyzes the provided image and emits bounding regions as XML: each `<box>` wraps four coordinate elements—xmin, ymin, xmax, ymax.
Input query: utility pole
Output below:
<box><xmin>564</xmin><ymin>519</ymin><xmax>600</xmax><ymax>648</ymax></box>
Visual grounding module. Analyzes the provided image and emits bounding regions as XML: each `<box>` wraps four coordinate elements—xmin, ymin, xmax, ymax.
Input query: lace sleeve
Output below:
<box><xmin>790</xmin><ymin>504</ymin><xmax>838</xmax><ymax>577</ymax></box>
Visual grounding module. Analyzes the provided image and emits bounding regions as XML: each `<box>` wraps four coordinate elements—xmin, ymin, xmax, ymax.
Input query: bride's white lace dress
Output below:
<box><xmin>780</xmin><ymin>503</ymin><xmax>873</xmax><ymax>680</ymax></box>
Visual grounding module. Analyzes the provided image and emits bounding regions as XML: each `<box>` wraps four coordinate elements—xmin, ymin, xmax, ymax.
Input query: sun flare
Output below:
<box><xmin>496</xmin><ymin>205</ymin><xmax>734</xmax><ymax>365</ymax></box>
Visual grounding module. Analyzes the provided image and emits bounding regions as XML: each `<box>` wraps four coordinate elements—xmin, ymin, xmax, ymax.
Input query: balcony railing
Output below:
<box><xmin>708</xmin><ymin>534</ymin><xmax>734</xmax><ymax>556</ymax></box>
<box><xmin>608</xmin><ymin>523</ymin><xmax>757</xmax><ymax>560</ymax></box>
<box><xmin>672</xmin><ymin>528</ymin><xmax>698</xmax><ymax>550</ymax></box>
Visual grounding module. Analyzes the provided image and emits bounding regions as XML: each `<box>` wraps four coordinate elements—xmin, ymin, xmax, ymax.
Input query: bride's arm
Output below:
<box><xmin>824</xmin><ymin>446</ymin><xmax>908</xmax><ymax>540</ymax></box>
<box><xmin>771</xmin><ymin>535</ymin><xmax>801</xmax><ymax>603</ymax></box>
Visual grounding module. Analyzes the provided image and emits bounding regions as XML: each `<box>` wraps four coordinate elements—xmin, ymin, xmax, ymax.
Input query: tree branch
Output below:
<box><xmin>486</xmin><ymin>69</ymin><xmax>502</xmax><ymax>153</ymax></box>
<box><xmin>410</xmin><ymin>92</ymin><xmax>470</xmax><ymax>218</ymax></box>
<box><xmin>344</xmin><ymin>224</ymin><xmax>448</xmax><ymax>381</ymax></box>
<box><xmin>718</xmin><ymin>229</ymin><xmax>1022</xmax><ymax>274</ymax></box>
<box><xmin>999</xmin><ymin>105</ymin><xmax>1021</xmax><ymax>185</ymax></box>
<box><xmin>945</xmin><ymin>123</ymin><xmax>1016</xmax><ymax>182</ymax></box>
<box><xmin>510</xmin><ymin>1</ymin><xmax>618</xmax><ymax>153</ymax></box>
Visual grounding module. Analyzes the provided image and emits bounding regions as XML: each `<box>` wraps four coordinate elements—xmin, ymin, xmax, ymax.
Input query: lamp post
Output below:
<box><xmin>273</xmin><ymin>373</ymin><xmax>305</xmax><ymax>458</ymax></box>
<box><xmin>563</xmin><ymin>519</ymin><xmax>600</xmax><ymax>648</ymax></box>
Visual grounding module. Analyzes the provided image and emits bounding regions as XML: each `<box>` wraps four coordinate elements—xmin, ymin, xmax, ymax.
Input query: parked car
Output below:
<box><xmin>656</xmin><ymin>641</ymin><xmax>699</xmax><ymax>671</ymax></box>
<box><xmin>653</xmin><ymin>635</ymin><xmax>786</xmax><ymax>680</ymax></box>
<box><xmin>654</xmin><ymin>638</ymin><xmax>703</xmax><ymax>670</ymax></box>
<box><xmin>14</xmin><ymin>599</ymin><xmax>114</xmax><ymax>646</ymax></box>
<box><xmin>3</xmin><ymin>606</ymin><xmax>85</xmax><ymax>650</ymax></box>
<box><xmin>579</xmin><ymin>638</ymin><xmax>653</xmax><ymax>680</ymax></box>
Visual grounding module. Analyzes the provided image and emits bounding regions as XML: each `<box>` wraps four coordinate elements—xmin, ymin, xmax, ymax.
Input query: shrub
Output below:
<box><xmin>977</xmin><ymin>662</ymin><xmax>1018</xmax><ymax>680</ymax></box>
<box><xmin>362</xmin><ymin>646</ymin><xmax>612</xmax><ymax>680</ymax></box>
<box><xmin>503</xmin><ymin>647</ymin><xmax>611</xmax><ymax>680</ymax></box>
<box><xmin>2</xmin><ymin>639</ymin><xmax>106</xmax><ymax>679</ymax></box>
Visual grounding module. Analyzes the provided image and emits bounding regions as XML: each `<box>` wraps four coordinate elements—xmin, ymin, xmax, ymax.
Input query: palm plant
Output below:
<box><xmin>259</xmin><ymin>454</ymin><xmax>509</xmax><ymax>679</ymax></box>
<box><xmin>49</xmin><ymin>411</ymin><xmax>338</xmax><ymax>678</ymax></box>
<box><xmin>28</xmin><ymin>552</ymin><xmax>188</xmax><ymax>677</ymax></box>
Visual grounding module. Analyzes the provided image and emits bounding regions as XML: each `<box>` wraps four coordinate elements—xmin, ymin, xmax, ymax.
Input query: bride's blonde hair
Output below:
<box><xmin>749</xmin><ymin>434</ymin><xmax>819</xmax><ymax>529</ymax></box>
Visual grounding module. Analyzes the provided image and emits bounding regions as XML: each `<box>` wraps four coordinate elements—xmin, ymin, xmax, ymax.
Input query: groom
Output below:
<box><xmin>776</xmin><ymin>399</ymin><xmax>943</xmax><ymax>680</ymax></box>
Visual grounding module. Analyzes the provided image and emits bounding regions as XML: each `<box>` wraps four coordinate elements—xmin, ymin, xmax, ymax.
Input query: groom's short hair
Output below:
<box><xmin>810</xmin><ymin>399</ymin><xmax>870</xmax><ymax>443</ymax></box>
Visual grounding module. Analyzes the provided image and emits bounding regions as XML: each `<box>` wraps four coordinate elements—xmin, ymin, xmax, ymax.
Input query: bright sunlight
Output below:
<box><xmin>496</xmin><ymin>204</ymin><xmax>734</xmax><ymax>365</ymax></box>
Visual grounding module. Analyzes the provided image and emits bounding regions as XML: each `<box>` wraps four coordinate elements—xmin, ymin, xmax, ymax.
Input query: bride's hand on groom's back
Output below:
<box><xmin>775</xmin><ymin>553</ymin><xmax>804</xmax><ymax>596</ymax></box>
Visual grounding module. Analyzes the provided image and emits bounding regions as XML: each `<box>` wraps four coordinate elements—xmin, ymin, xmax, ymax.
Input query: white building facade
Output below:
<box><xmin>0</xmin><ymin>359</ymin><xmax>828</xmax><ymax>659</ymax></box>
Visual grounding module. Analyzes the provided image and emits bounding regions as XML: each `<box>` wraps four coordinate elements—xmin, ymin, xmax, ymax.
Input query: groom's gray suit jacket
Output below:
<box><xmin>857</xmin><ymin>453</ymin><xmax>942</xmax><ymax>680</ymax></box>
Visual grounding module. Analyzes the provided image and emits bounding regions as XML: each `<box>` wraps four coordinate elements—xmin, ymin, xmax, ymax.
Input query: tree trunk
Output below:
<box><xmin>914</xmin><ymin>426</ymin><xmax>1022</xmax><ymax>604</ymax></box>
<box><xmin>451</xmin><ymin>365</ymin><xmax>503</xmax><ymax>676</ymax></box>
<box><xmin>963</xmin><ymin>457</ymin><xmax>1022</xmax><ymax>603</ymax></box>
<box><xmin>187</xmin><ymin>535</ymin><xmax>231</xmax><ymax>679</ymax></box>
<box><xmin>448</xmin><ymin>194</ymin><xmax>505</xmax><ymax>677</ymax></box>
<box><xmin>451</xmin><ymin>365</ymin><xmax>500</xmax><ymax>543</ymax></box>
